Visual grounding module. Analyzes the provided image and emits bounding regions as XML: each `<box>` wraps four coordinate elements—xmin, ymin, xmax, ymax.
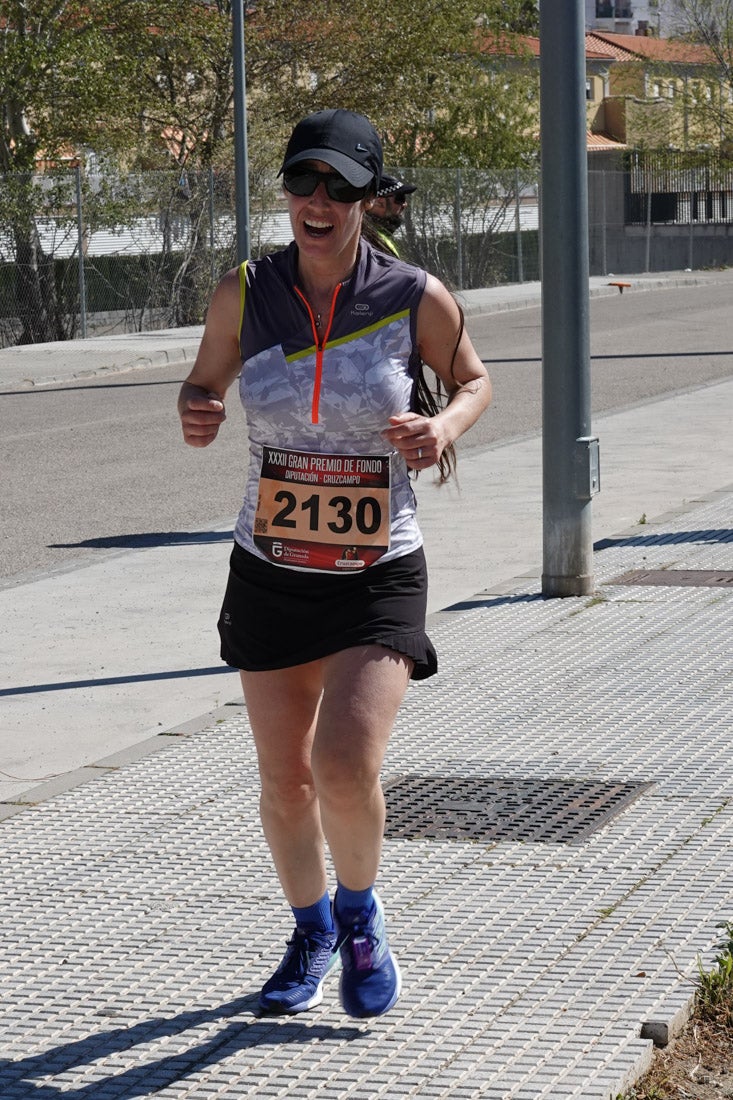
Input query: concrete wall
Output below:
<box><xmin>587</xmin><ymin>151</ymin><xmax>733</xmax><ymax>274</ymax></box>
<box><xmin>590</xmin><ymin>220</ymin><xmax>733</xmax><ymax>274</ymax></box>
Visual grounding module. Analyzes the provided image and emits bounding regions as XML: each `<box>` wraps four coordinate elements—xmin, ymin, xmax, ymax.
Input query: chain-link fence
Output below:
<box><xmin>0</xmin><ymin>165</ymin><xmax>540</xmax><ymax>348</ymax></box>
<box><xmin>1</xmin><ymin>156</ymin><xmax>732</xmax><ymax>347</ymax></box>
<box><xmin>0</xmin><ymin>168</ymin><xmax>240</xmax><ymax>347</ymax></box>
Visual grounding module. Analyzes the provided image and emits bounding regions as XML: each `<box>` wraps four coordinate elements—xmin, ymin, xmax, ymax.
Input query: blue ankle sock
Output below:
<box><xmin>291</xmin><ymin>891</ymin><xmax>334</xmax><ymax>934</ymax></box>
<box><xmin>335</xmin><ymin>883</ymin><xmax>375</xmax><ymax>922</ymax></box>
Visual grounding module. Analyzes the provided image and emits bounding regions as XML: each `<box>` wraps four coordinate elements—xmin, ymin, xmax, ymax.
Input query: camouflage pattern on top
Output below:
<box><xmin>233</xmin><ymin>241</ymin><xmax>427</xmax><ymax>569</ymax></box>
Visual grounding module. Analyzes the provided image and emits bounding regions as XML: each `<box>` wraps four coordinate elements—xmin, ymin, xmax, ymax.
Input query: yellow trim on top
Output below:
<box><xmin>285</xmin><ymin>309</ymin><xmax>410</xmax><ymax>364</ymax></box>
<box><xmin>238</xmin><ymin>262</ymin><xmax>248</xmax><ymax>354</ymax></box>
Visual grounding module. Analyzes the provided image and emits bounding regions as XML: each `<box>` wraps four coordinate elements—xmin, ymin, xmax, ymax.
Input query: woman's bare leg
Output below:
<box><xmin>241</xmin><ymin>645</ymin><xmax>411</xmax><ymax>903</ymax></box>
<box><xmin>240</xmin><ymin>662</ymin><xmax>327</xmax><ymax>908</ymax></box>
<box><xmin>311</xmin><ymin>645</ymin><xmax>412</xmax><ymax>891</ymax></box>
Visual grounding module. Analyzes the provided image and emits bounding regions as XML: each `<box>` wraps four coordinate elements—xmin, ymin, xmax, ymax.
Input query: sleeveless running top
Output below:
<box><xmin>233</xmin><ymin>239</ymin><xmax>427</xmax><ymax>570</ymax></box>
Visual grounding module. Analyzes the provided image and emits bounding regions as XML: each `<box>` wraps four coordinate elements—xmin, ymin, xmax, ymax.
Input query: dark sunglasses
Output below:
<box><xmin>390</xmin><ymin>194</ymin><xmax>408</xmax><ymax>207</ymax></box>
<box><xmin>282</xmin><ymin>168</ymin><xmax>371</xmax><ymax>204</ymax></box>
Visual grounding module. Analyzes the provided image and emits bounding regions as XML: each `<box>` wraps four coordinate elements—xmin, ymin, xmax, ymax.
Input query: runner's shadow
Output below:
<box><xmin>0</xmin><ymin>995</ymin><xmax>363</xmax><ymax>1098</ymax></box>
<box><xmin>47</xmin><ymin>530</ymin><xmax>234</xmax><ymax>550</ymax></box>
<box><xmin>0</xmin><ymin>665</ymin><xmax>235</xmax><ymax>698</ymax></box>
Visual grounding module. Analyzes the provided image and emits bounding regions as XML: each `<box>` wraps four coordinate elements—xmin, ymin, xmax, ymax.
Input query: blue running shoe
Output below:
<box><xmin>258</xmin><ymin>928</ymin><xmax>339</xmax><ymax>1014</ymax></box>
<box><xmin>335</xmin><ymin>892</ymin><xmax>401</xmax><ymax>1018</ymax></box>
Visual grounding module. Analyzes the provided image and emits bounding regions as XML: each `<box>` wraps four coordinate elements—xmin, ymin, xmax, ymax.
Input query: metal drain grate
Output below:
<box><xmin>608</xmin><ymin>569</ymin><xmax>733</xmax><ymax>588</ymax></box>
<box><xmin>383</xmin><ymin>775</ymin><xmax>653</xmax><ymax>845</ymax></box>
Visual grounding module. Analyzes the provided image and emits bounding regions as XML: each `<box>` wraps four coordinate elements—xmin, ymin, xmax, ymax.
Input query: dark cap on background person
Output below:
<box><xmin>377</xmin><ymin>173</ymin><xmax>417</xmax><ymax>200</ymax></box>
<box><xmin>279</xmin><ymin>109</ymin><xmax>383</xmax><ymax>188</ymax></box>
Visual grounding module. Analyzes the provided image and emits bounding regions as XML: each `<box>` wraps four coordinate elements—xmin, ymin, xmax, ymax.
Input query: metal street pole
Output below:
<box><xmin>539</xmin><ymin>0</ymin><xmax>599</xmax><ymax>597</ymax></box>
<box><xmin>74</xmin><ymin>165</ymin><xmax>88</xmax><ymax>339</ymax></box>
<box><xmin>232</xmin><ymin>0</ymin><xmax>251</xmax><ymax>264</ymax></box>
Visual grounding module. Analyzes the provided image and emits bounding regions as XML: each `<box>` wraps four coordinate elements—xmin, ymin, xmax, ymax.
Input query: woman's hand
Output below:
<box><xmin>382</xmin><ymin>412</ymin><xmax>447</xmax><ymax>470</ymax></box>
<box><xmin>177</xmin><ymin>268</ymin><xmax>242</xmax><ymax>448</ymax></box>
<box><xmin>179</xmin><ymin>384</ymin><xmax>226</xmax><ymax>447</ymax></box>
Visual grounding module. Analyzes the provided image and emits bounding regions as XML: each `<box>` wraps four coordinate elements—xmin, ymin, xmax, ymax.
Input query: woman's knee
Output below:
<box><xmin>258</xmin><ymin>762</ymin><xmax>317</xmax><ymax>816</ymax></box>
<box><xmin>310</xmin><ymin>747</ymin><xmax>381</xmax><ymax>810</ymax></box>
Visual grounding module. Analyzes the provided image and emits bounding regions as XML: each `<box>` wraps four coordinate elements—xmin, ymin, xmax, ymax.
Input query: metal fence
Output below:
<box><xmin>0</xmin><ymin>168</ymin><xmax>241</xmax><ymax>347</ymax></box>
<box><xmin>625</xmin><ymin>149</ymin><xmax>733</xmax><ymax>226</ymax></box>
<box><xmin>2</xmin><ymin>157</ymin><xmax>732</xmax><ymax>347</ymax></box>
<box><xmin>589</xmin><ymin>156</ymin><xmax>733</xmax><ymax>277</ymax></box>
<box><xmin>0</xmin><ymin>166</ymin><xmax>540</xmax><ymax>348</ymax></box>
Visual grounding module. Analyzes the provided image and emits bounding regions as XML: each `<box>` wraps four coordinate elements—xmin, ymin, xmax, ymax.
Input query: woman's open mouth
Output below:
<box><xmin>304</xmin><ymin>219</ymin><xmax>334</xmax><ymax>238</ymax></box>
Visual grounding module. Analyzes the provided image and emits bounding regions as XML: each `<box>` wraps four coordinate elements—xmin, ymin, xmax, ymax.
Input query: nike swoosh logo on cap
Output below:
<box><xmin>355</xmin><ymin>143</ymin><xmax>368</xmax><ymax>152</ymax></box>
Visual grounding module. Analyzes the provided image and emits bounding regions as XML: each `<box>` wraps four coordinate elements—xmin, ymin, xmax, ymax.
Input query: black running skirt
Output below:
<box><xmin>218</xmin><ymin>541</ymin><xmax>437</xmax><ymax>680</ymax></box>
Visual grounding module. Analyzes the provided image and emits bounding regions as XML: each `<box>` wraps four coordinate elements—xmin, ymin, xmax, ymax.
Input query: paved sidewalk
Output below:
<box><xmin>4</xmin><ymin>274</ymin><xmax>733</xmax><ymax>805</ymax></box>
<box><xmin>0</xmin><ymin>326</ymin><xmax>204</xmax><ymax>390</ymax></box>
<box><xmin>1</xmin><ymin>270</ymin><xmax>732</xmax><ymax>1098</ymax></box>
<box><xmin>1</xmin><ymin>487</ymin><xmax>732</xmax><ymax>1099</ymax></box>
<box><xmin>0</xmin><ymin>268</ymin><xmax>727</xmax><ymax>390</ymax></box>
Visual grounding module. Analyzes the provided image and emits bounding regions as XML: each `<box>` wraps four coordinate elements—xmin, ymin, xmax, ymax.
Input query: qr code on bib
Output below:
<box><xmin>254</xmin><ymin>518</ymin><xmax>268</xmax><ymax>534</ymax></box>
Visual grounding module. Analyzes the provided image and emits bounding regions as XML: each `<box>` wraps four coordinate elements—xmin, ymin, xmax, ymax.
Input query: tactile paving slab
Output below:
<box><xmin>0</xmin><ymin>489</ymin><xmax>731</xmax><ymax>1099</ymax></box>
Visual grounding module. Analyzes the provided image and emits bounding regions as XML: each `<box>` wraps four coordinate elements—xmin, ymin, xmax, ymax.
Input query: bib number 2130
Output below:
<box><xmin>254</xmin><ymin>446</ymin><xmax>391</xmax><ymax>572</ymax></box>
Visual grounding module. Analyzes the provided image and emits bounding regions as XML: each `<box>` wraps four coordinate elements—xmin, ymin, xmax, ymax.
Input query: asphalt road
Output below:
<box><xmin>2</xmin><ymin>281</ymin><xmax>732</xmax><ymax>584</ymax></box>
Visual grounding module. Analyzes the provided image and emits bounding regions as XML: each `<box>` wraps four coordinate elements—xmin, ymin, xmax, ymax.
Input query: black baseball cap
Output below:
<box><xmin>279</xmin><ymin>109</ymin><xmax>383</xmax><ymax>188</ymax></box>
<box><xmin>377</xmin><ymin>173</ymin><xmax>417</xmax><ymax>198</ymax></box>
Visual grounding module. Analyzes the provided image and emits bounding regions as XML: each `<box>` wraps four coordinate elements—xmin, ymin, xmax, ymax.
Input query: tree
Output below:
<box><xmin>107</xmin><ymin>2</ymin><xmax>242</xmax><ymax>324</ymax></box>
<box><xmin>113</xmin><ymin>0</ymin><xmax>237</xmax><ymax>171</ymax></box>
<box><xmin>0</xmin><ymin>0</ymin><xmax>137</xmax><ymax>174</ymax></box>
<box><xmin>241</xmin><ymin>0</ymin><xmax>539</xmax><ymax>171</ymax></box>
<box><xmin>670</xmin><ymin>0</ymin><xmax>733</xmax><ymax>70</ymax></box>
<box><xmin>0</xmin><ymin>0</ymin><xmax>144</xmax><ymax>341</ymax></box>
<box><xmin>668</xmin><ymin>0</ymin><xmax>733</xmax><ymax>147</ymax></box>
<box><xmin>0</xmin><ymin>0</ymin><xmax>542</xmax><ymax>342</ymax></box>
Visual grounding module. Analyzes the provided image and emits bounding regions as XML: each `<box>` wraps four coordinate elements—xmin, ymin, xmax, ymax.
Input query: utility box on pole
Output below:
<box><xmin>539</xmin><ymin>0</ymin><xmax>599</xmax><ymax>597</ymax></box>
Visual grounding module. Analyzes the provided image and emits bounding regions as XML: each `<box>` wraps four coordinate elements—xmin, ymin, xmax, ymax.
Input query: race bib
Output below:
<box><xmin>254</xmin><ymin>446</ymin><xmax>391</xmax><ymax>572</ymax></box>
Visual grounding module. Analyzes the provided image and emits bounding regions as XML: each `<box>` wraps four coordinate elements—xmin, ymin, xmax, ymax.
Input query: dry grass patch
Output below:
<box><xmin>620</xmin><ymin>922</ymin><xmax>733</xmax><ymax>1100</ymax></box>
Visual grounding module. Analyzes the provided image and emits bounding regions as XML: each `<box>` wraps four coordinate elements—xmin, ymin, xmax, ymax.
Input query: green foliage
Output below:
<box><xmin>245</xmin><ymin>0</ymin><xmax>539</xmax><ymax>170</ymax></box>
<box><xmin>1</xmin><ymin>0</ymin><xmax>540</xmax><ymax>174</ymax></box>
<box><xmin>0</xmin><ymin>0</ymin><xmax>542</xmax><ymax>343</ymax></box>
<box><xmin>665</xmin><ymin>0</ymin><xmax>733</xmax><ymax>147</ymax></box>
<box><xmin>111</xmin><ymin>0</ymin><xmax>236</xmax><ymax>168</ymax></box>
<box><xmin>0</xmin><ymin>0</ymin><xmax>142</xmax><ymax>172</ymax></box>
<box><xmin>696</xmin><ymin>920</ymin><xmax>733</xmax><ymax>1024</ymax></box>
<box><xmin>505</xmin><ymin>0</ymin><xmax>539</xmax><ymax>35</ymax></box>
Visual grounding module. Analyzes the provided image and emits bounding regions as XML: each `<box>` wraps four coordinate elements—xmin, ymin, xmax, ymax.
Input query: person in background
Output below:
<box><xmin>178</xmin><ymin>109</ymin><xmax>491</xmax><ymax>1020</ymax></box>
<box><xmin>365</xmin><ymin>173</ymin><xmax>417</xmax><ymax>257</ymax></box>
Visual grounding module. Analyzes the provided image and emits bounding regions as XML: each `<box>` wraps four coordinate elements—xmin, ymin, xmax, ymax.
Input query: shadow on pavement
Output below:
<box><xmin>0</xmin><ymin>666</ymin><xmax>236</xmax><ymax>698</ymax></box>
<box><xmin>442</xmin><ymin>592</ymin><xmax>544</xmax><ymax>612</ymax></box>
<box><xmin>47</xmin><ymin>530</ymin><xmax>234</xmax><ymax>551</ymax></box>
<box><xmin>594</xmin><ymin>527</ymin><xmax>733</xmax><ymax>551</ymax></box>
<box><xmin>0</xmin><ymin>995</ymin><xmax>363</xmax><ymax>1099</ymax></box>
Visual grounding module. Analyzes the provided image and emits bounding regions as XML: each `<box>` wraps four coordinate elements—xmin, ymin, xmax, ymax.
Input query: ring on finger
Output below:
<box><xmin>417</xmin><ymin>447</ymin><xmax>423</xmax><ymax>459</ymax></box>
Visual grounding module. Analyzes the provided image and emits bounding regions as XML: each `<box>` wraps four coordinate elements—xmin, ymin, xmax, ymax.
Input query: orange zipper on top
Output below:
<box><xmin>295</xmin><ymin>283</ymin><xmax>342</xmax><ymax>424</ymax></box>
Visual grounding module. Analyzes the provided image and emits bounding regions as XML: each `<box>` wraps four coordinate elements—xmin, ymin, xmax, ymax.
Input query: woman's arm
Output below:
<box><xmin>178</xmin><ymin>267</ymin><xmax>243</xmax><ymax>448</ymax></box>
<box><xmin>381</xmin><ymin>273</ymin><xmax>492</xmax><ymax>469</ymax></box>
